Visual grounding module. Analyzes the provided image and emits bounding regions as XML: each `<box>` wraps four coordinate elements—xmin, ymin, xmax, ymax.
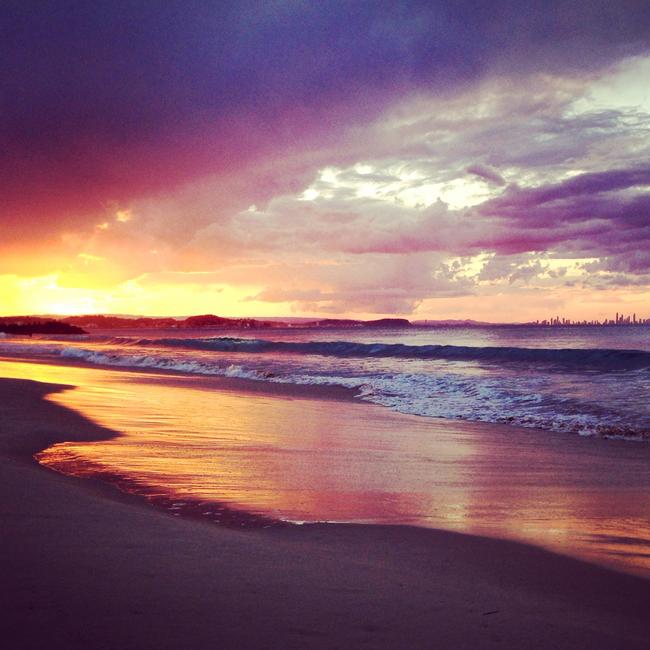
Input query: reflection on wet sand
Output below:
<box><xmin>3</xmin><ymin>358</ymin><xmax>649</xmax><ymax>576</ymax></box>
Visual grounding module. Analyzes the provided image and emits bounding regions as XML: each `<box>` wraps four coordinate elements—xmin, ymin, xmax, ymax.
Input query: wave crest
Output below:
<box><xmin>106</xmin><ymin>336</ymin><xmax>650</xmax><ymax>371</ymax></box>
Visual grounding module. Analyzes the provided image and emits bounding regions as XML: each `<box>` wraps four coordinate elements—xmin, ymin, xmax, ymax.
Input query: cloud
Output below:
<box><xmin>182</xmin><ymin>253</ymin><xmax>476</xmax><ymax>315</ymax></box>
<box><xmin>467</xmin><ymin>164</ymin><xmax>506</xmax><ymax>186</ymax></box>
<box><xmin>3</xmin><ymin>0</ymin><xmax>650</xmax><ymax>234</ymax></box>
<box><xmin>476</xmin><ymin>166</ymin><xmax>650</xmax><ymax>256</ymax></box>
<box><xmin>479</xmin><ymin>254</ymin><xmax>538</xmax><ymax>281</ymax></box>
<box><xmin>482</xmin><ymin>167</ymin><xmax>650</xmax><ymax>216</ymax></box>
<box><xmin>3</xmin><ymin>3</ymin><xmax>650</xmax><ymax>317</ymax></box>
<box><xmin>219</xmin><ymin>162</ymin><xmax>650</xmax><ymax>261</ymax></box>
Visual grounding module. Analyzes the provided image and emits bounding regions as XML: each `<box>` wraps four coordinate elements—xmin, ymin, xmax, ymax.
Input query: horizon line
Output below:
<box><xmin>2</xmin><ymin>312</ymin><xmax>650</xmax><ymax>327</ymax></box>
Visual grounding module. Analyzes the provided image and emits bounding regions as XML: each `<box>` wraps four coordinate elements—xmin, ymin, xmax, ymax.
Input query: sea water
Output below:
<box><xmin>2</xmin><ymin>325</ymin><xmax>650</xmax><ymax>440</ymax></box>
<box><xmin>1</xmin><ymin>328</ymin><xmax>649</xmax><ymax>575</ymax></box>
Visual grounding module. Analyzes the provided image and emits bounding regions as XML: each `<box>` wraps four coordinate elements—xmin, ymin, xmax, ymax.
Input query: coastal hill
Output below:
<box><xmin>1</xmin><ymin>313</ymin><xmax>413</xmax><ymax>333</ymax></box>
<box><xmin>58</xmin><ymin>314</ymin><xmax>286</xmax><ymax>329</ymax></box>
<box><xmin>307</xmin><ymin>318</ymin><xmax>412</xmax><ymax>329</ymax></box>
<box><xmin>58</xmin><ymin>314</ymin><xmax>414</xmax><ymax>330</ymax></box>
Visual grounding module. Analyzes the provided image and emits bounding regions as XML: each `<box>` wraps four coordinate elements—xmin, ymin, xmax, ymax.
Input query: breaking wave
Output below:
<box><xmin>1</xmin><ymin>332</ymin><xmax>649</xmax><ymax>441</ymax></box>
<box><xmin>106</xmin><ymin>336</ymin><xmax>650</xmax><ymax>371</ymax></box>
<box><xmin>60</xmin><ymin>346</ymin><xmax>267</xmax><ymax>381</ymax></box>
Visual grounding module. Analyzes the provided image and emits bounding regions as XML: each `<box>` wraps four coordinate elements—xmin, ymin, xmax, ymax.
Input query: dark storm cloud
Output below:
<box><xmin>2</xmin><ymin>0</ymin><xmax>650</xmax><ymax>233</ymax></box>
<box><xmin>481</xmin><ymin>167</ymin><xmax>650</xmax><ymax>220</ymax></box>
<box><xmin>474</xmin><ymin>167</ymin><xmax>650</xmax><ymax>253</ymax></box>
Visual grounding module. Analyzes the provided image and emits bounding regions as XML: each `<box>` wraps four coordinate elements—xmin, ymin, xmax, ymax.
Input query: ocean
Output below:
<box><xmin>2</xmin><ymin>325</ymin><xmax>650</xmax><ymax>440</ymax></box>
<box><xmin>1</xmin><ymin>326</ymin><xmax>650</xmax><ymax>575</ymax></box>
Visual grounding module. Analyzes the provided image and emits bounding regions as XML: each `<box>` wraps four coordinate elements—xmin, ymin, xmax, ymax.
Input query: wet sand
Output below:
<box><xmin>5</xmin><ymin>357</ymin><xmax>649</xmax><ymax>576</ymax></box>
<box><xmin>1</xmin><ymin>374</ymin><xmax>650</xmax><ymax>649</ymax></box>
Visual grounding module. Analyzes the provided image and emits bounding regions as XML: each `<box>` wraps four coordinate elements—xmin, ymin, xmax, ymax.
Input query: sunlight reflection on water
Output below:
<box><xmin>2</xmin><ymin>358</ymin><xmax>649</xmax><ymax>577</ymax></box>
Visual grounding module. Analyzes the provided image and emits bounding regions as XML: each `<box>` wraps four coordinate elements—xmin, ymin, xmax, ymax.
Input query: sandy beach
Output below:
<box><xmin>2</xmin><ymin>372</ymin><xmax>650</xmax><ymax>650</ymax></box>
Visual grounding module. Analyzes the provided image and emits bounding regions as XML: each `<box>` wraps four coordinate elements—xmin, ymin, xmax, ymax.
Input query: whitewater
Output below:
<box><xmin>2</xmin><ymin>325</ymin><xmax>649</xmax><ymax>440</ymax></box>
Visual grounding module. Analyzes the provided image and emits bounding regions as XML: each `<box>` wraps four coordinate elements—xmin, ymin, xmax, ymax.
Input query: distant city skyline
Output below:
<box><xmin>534</xmin><ymin>313</ymin><xmax>650</xmax><ymax>327</ymax></box>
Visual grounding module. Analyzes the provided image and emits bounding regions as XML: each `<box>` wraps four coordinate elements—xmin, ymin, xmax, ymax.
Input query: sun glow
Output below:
<box><xmin>0</xmin><ymin>275</ymin><xmax>108</xmax><ymax>315</ymax></box>
<box><xmin>0</xmin><ymin>273</ymin><xmax>286</xmax><ymax>318</ymax></box>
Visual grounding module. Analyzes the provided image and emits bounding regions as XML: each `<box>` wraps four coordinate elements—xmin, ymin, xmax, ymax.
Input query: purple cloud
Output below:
<box><xmin>467</xmin><ymin>164</ymin><xmax>506</xmax><ymax>186</ymax></box>
<box><xmin>3</xmin><ymin>0</ymin><xmax>650</xmax><ymax>233</ymax></box>
<box><xmin>482</xmin><ymin>167</ymin><xmax>650</xmax><ymax>215</ymax></box>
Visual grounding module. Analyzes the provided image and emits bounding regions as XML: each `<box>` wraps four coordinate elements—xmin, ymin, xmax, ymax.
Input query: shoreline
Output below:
<box><xmin>4</xmin><ymin>355</ymin><xmax>650</xmax><ymax>574</ymax></box>
<box><xmin>2</xmin><ymin>348</ymin><xmax>649</xmax><ymax>445</ymax></box>
<box><xmin>1</xmin><ymin>372</ymin><xmax>650</xmax><ymax>648</ymax></box>
<box><xmin>0</xmin><ymin>351</ymin><xmax>362</xmax><ymax>402</ymax></box>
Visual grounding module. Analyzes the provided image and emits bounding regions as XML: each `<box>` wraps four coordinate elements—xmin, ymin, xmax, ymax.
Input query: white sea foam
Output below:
<box><xmin>60</xmin><ymin>346</ymin><xmax>267</xmax><ymax>381</ymax></box>
<box><xmin>1</xmin><ymin>332</ymin><xmax>649</xmax><ymax>441</ymax></box>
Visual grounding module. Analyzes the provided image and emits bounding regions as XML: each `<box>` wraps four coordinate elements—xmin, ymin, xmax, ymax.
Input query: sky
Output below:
<box><xmin>3</xmin><ymin>0</ymin><xmax>650</xmax><ymax>321</ymax></box>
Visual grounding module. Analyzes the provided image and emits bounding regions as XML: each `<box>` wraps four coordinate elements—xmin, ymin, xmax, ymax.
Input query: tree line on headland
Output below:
<box><xmin>0</xmin><ymin>314</ymin><xmax>412</xmax><ymax>335</ymax></box>
<box><xmin>0</xmin><ymin>318</ymin><xmax>86</xmax><ymax>335</ymax></box>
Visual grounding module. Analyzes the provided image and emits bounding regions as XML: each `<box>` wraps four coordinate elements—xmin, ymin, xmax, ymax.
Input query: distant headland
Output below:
<box><xmin>59</xmin><ymin>314</ymin><xmax>414</xmax><ymax>330</ymax></box>
<box><xmin>0</xmin><ymin>318</ymin><xmax>86</xmax><ymax>336</ymax></box>
<box><xmin>0</xmin><ymin>314</ymin><xmax>413</xmax><ymax>333</ymax></box>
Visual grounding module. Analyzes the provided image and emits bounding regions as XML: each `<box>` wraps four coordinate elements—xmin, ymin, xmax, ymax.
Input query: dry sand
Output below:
<box><xmin>1</xmin><ymin>376</ymin><xmax>649</xmax><ymax>649</ymax></box>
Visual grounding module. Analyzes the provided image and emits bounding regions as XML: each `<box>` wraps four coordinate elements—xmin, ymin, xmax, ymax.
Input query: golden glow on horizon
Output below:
<box><xmin>2</xmin><ymin>270</ymin><xmax>650</xmax><ymax>321</ymax></box>
<box><xmin>0</xmin><ymin>273</ymin><xmax>286</xmax><ymax>318</ymax></box>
